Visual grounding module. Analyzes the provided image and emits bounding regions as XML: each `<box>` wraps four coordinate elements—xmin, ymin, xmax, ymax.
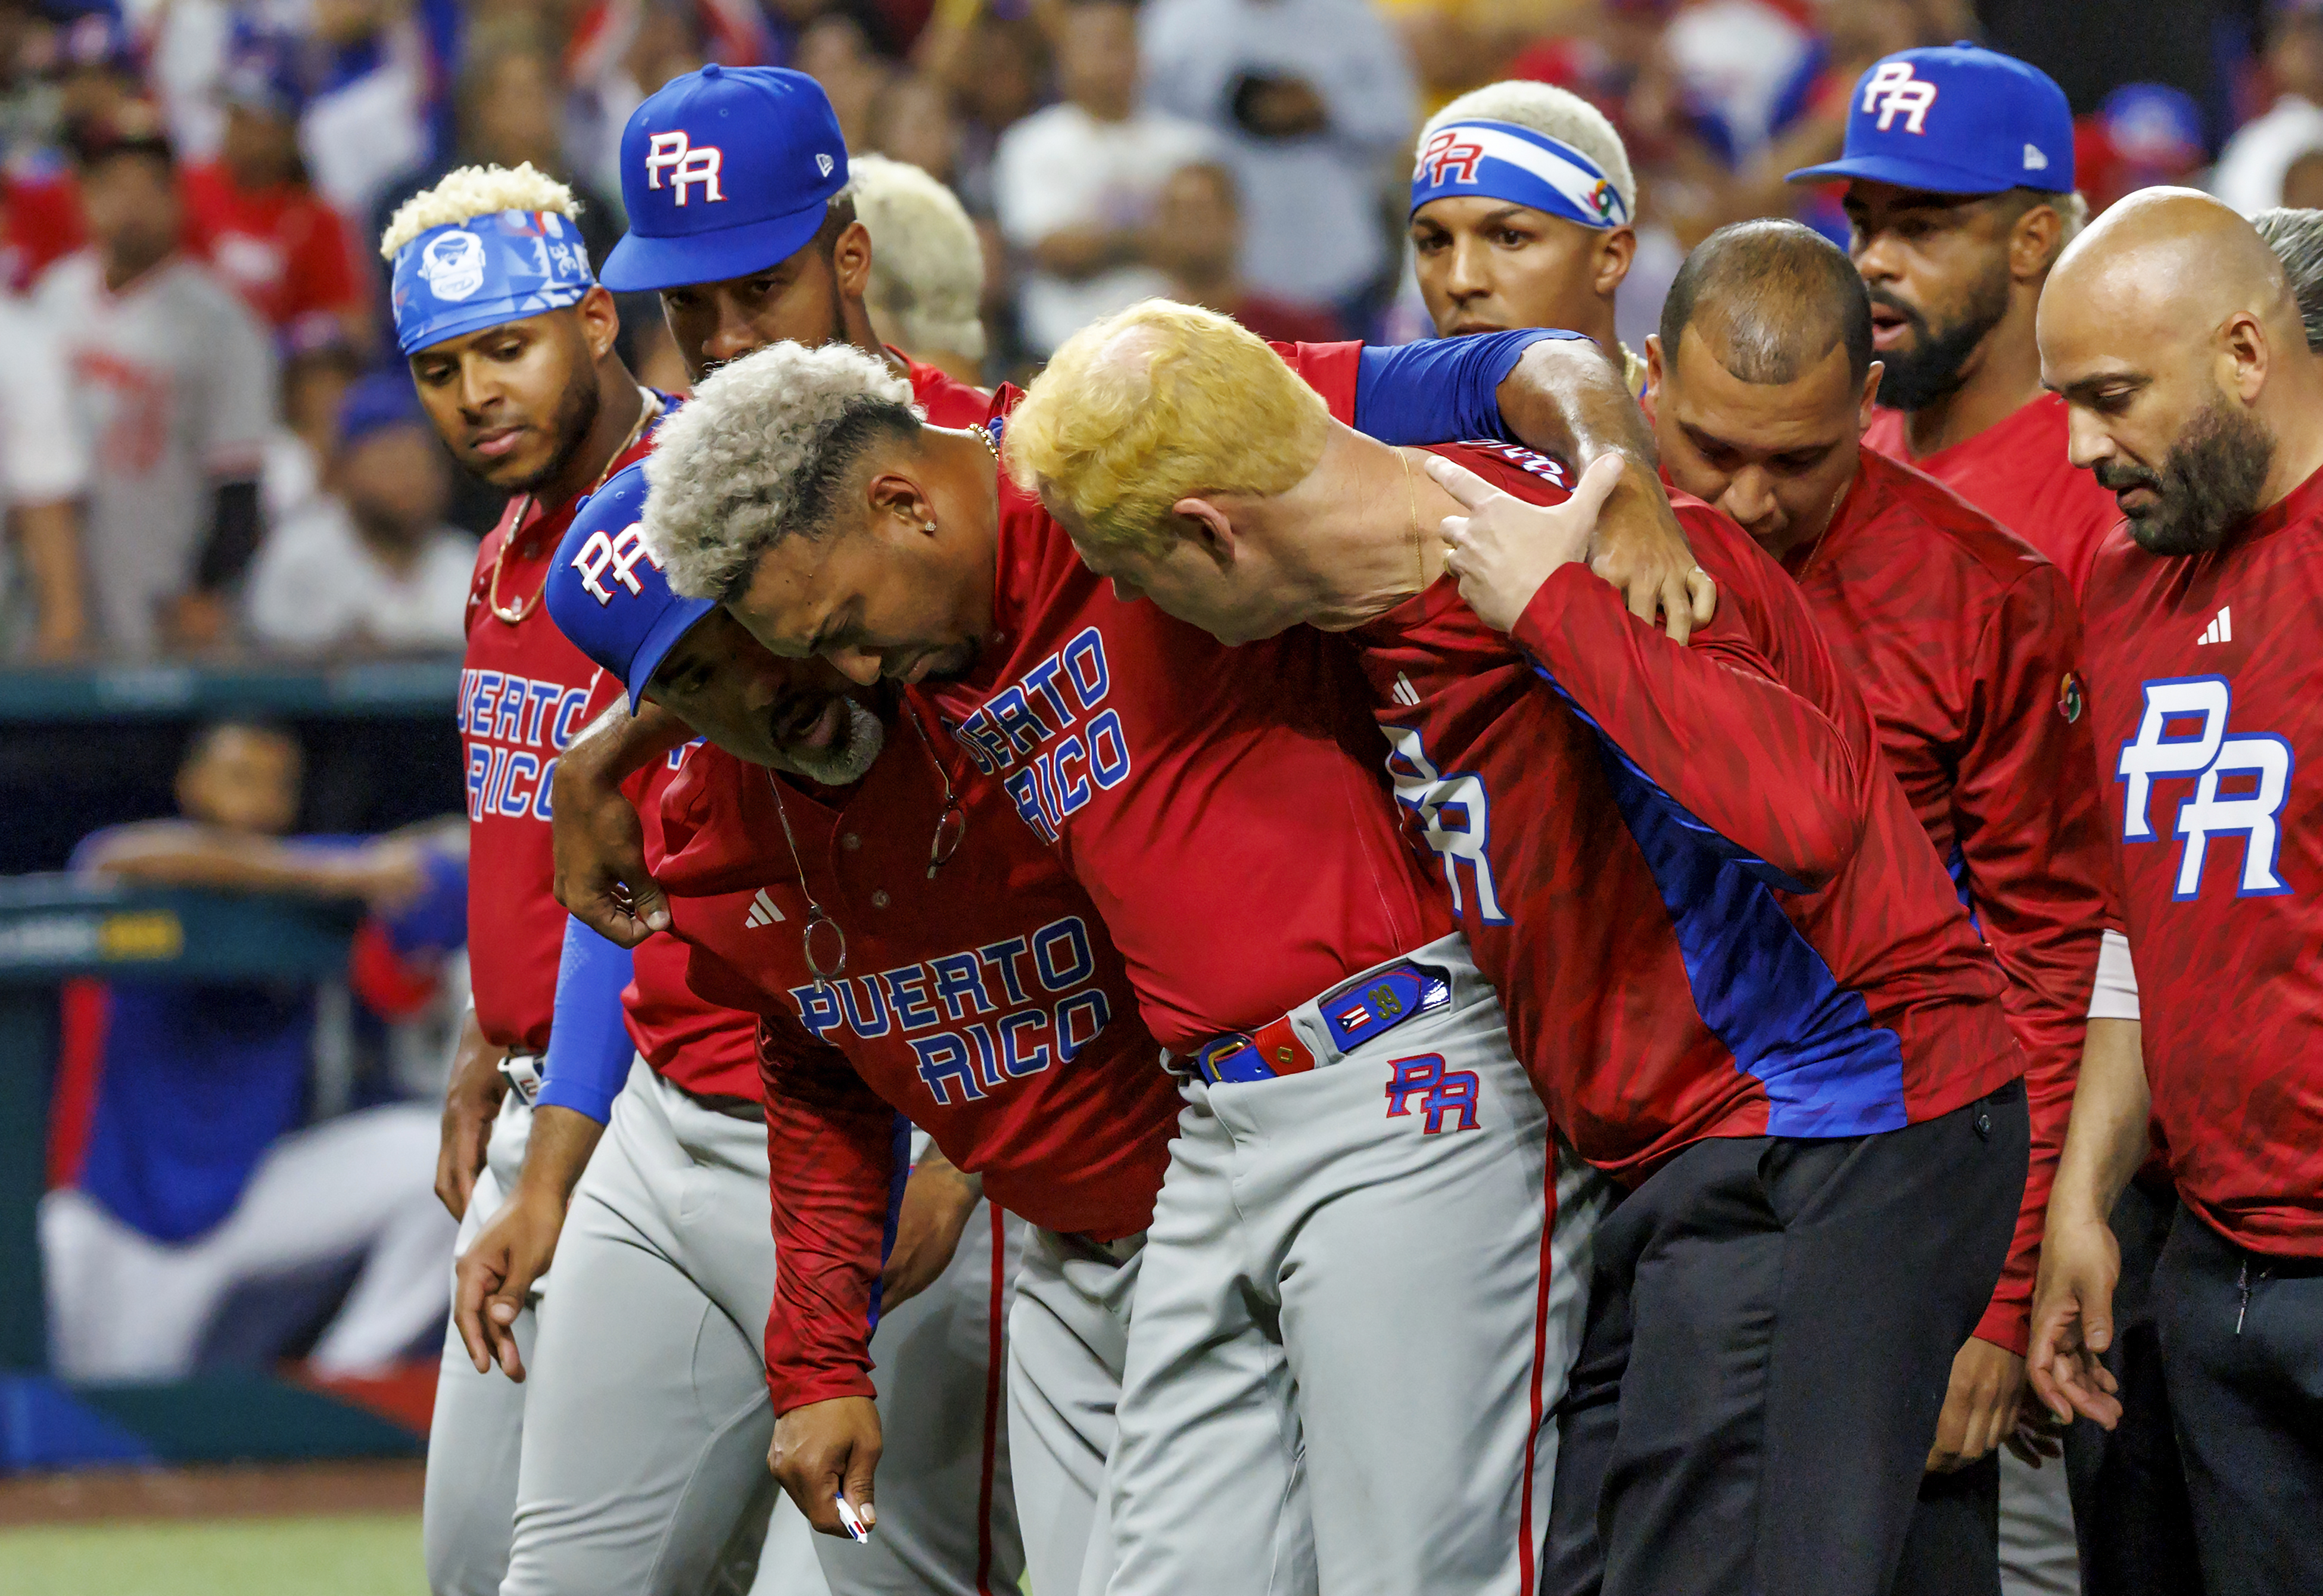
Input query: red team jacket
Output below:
<box><xmin>1864</xmin><ymin>396</ymin><xmax>2120</xmax><ymax>596</ymax></box>
<box><xmin>1352</xmin><ymin>443</ymin><xmax>2025</xmax><ymax>1187</ymax></box>
<box><xmin>2081</xmin><ymin>465</ymin><xmax>2323</xmax><ymax>1256</ymax></box>
<box><xmin>646</xmin><ymin>730</ymin><xmax>1183</xmax><ymax>1408</ymax></box>
<box><xmin>461</xmin><ymin>399</ymin><xmax>757</xmax><ymax>1095</ymax></box>
<box><xmin>1780</xmin><ymin>448</ymin><xmax>2110</xmax><ymax>1352</ymax></box>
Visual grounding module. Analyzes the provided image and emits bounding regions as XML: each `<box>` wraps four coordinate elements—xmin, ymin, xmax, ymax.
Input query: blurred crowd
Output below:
<box><xmin>0</xmin><ymin>0</ymin><xmax>2302</xmax><ymax>664</ymax></box>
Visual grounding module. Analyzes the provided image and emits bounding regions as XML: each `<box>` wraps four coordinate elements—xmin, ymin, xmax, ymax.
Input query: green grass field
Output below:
<box><xmin>0</xmin><ymin>1513</ymin><xmax>422</xmax><ymax>1596</ymax></box>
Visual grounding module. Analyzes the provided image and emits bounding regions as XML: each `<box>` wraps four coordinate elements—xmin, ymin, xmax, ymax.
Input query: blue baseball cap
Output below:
<box><xmin>545</xmin><ymin>462</ymin><xmax>715</xmax><ymax>713</ymax></box>
<box><xmin>1788</xmin><ymin>42</ymin><xmax>2074</xmax><ymax>196</ymax></box>
<box><xmin>601</xmin><ymin>65</ymin><xmax>850</xmax><ymax>292</ymax></box>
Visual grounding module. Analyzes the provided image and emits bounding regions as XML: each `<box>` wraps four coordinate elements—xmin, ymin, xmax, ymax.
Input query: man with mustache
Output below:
<box><xmin>545</xmin><ymin>463</ymin><xmax>1187</xmax><ymax>1596</ymax></box>
<box><xmin>2030</xmin><ymin>187</ymin><xmax>2323</xmax><ymax>1594</ymax></box>
<box><xmin>1790</xmin><ymin>42</ymin><xmax>2120</xmax><ymax>594</ymax></box>
<box><xmin>1638</xmin><ymin>217</ymin><xmax>2118</xmax><ymax>1592</ymax></box>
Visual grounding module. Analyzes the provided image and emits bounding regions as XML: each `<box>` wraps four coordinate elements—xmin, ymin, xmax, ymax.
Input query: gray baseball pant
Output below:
<box><xmin>1103</xmin><ymin>933</ymin><xmax>1612</xmax><ymax>1596</ymax></box>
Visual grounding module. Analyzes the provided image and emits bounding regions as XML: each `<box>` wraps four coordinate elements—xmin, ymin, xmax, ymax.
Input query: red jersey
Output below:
<box><xmin>180</xmin><ymin>166</ymin><xmax>364</xmax><ymax>336</ymax></box>
<box><xmin>2081</xmin><ymin>463</ymin><xmax>2323</xmax><ymax>1255</ymax></box>
<box><xmin>918</xmin><ymin>385</ymin><xmax>1447</xmax><ymax>1051</ymax></box>
<box><xmin>1781</xmin><ymin>448</ymin><xmax>2110</xmax><ymax>1352</ymax></box>
<box><xmin>618</xmin><ymin>745</ymin><xmax>763</xmax><ymax>1099</ymax></box>
<box><xmin>459</xmin><ymin>409</ymin><xmax>666</xmax><ymax>1052</ymax></box>
<box><xmin>1863</xmin><ymin>395</ymin><xmax>2119</xmax><ymax>596</ymax></box>
<box><xmin>648</xmin><ymin>728</ymin><xmax>1181</xmax><ymax>1408</ymax></box>
<box><xmin>1350</xmin><ymin>443</ymin><xmax>2022</xmax><ymax>1184</ymax></box>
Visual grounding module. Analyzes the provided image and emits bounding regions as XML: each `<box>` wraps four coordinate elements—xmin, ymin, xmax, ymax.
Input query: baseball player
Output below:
<box><xmin>2031</xmin><ymin>189</ymin><xmax>2323</xmax><ymax>1595</ymax></box>
<box><xmin>1407</xmin><ymin>80</ymin><xmax>1644</xmax><ymax>391</ymax></box>
<box><xmin>1790</xmin><ymin>43</ymin><xmax>2118</xmax><ymax>594</ymax></box>
<box><xmin>1642</xmin><ymin>220</ymin><xmax>2118</xmax><ymax>1591</ymax></box>
<box><xmin>1008</xmin><ymin>299</ymin><xmax>2035</xmax><ymax>1596</ymax></box>
<box><xmin>381</xmin><ymin>159</ymin><xmax>674</xmax><ymax>1596</ymax></box>
<box><xmin>631</xmin><ymin>334</ymin><xmax>1648</xmax><ymax>1596</ymax></box>
<box><xmin>544</xmin><ymin>462</ymin><xmax>1184</xmax><ymax>1596</ymax></box>
<box><xmin>387</xmin><ymin>159</ymin><xmax>1016</xmax><ymax>1595</ymax></box>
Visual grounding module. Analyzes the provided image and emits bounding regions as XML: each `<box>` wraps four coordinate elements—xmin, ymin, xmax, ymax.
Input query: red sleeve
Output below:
<box><xmin>1954</xmin><ymin>566</ymin><xmax>2107</xmax><ymax>1352</ymax></box>
<box><xmin>1509</xmin><ymin>558</ymin><xmax>1866</xmax><ymax>892</ymax></box>
<box><xmin>762</xmin><ymin>1012</ymin><xmax>899</xmax><ymax>1413</ymax></box>
<box><xmin>1273</xmin><ymin>339</ymin><xmax>1363</xmax><ymax>425</ymax></box>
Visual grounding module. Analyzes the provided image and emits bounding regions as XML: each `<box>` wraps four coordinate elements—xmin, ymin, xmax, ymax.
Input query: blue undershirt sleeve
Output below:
<box><xmin>537</xmin><ymin>917</ymin><xmax>637</xmax><ymax>1123</ymax></box>
<box><xmin>1352</xmin><ymin>328</ymin><xmax>1590</xmax><ymax>445</ymax></box>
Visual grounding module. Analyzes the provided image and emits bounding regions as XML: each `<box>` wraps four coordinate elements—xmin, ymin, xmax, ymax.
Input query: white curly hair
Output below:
<box><xmin>852</xmin><ymin>155</ymin><xmax>988</xmax><ymax>363</ymax></box>
<box><xmin>642</xmin><ymin>341</ymin><xmax>920</xmax><ymax>601</ymax></box>
<box><xmin>1422</xmin><ymin>82</ymin><xmax>1636</xmax><ymax>223</ymax></box>
<box><xmin>379</xmin><ymin>163</ymin><xmax>581</xmax><ymax>260</ymax></box>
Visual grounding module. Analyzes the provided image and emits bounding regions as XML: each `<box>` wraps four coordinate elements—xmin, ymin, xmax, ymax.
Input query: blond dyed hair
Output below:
<box><xmin>853</xmin><ymin>155</ymin><xmax>988</xmax><ymax>363</ymax></box>
<box><xmin>1007</xmin><ymin>300</ymin><xmax>1329</xmax><ymax>554</ymax></box>
<box><xmin>379</xmin><ymin>163</ymin><xmax>581</xmax><ymax>260</ymax></box>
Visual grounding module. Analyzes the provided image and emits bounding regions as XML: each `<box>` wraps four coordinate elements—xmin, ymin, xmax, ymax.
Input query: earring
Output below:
<box><xmin>922</xmin><ymin>520</ymin><xmax>938</xmax><ymax>533</ymax></box>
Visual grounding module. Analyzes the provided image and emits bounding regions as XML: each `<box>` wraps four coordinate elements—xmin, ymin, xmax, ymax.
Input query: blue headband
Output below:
<box><xmin>1410</xmin><ymin>120</ymin><xmax>1631</xmax><ymax>230</ymax></box>
<box><xmin>390</xmin><ymin>209</ymin><xmax>597</xmax><ymax>356</ymax></box>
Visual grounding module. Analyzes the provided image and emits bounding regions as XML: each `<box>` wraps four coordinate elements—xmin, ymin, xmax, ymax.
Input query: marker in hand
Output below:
<box><xmin>836</xmin><ymin>1495</ymin><xmax>871</xmax><ymax>1544</ymax></box>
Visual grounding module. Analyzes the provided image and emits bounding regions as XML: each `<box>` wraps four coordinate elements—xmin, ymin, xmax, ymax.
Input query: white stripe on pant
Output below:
<box><xmin>1102</xmin><ymin>933</ymin><xmax>1613</xmax><ymax>1596</ymax></box>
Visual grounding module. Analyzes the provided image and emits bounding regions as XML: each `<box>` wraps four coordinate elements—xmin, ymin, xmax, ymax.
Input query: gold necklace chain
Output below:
<box><xmin>487</xmin><ymin>387</ymin><xmax>662</xmax><ymax>625</ymax></box>
<box><xmin>764</xmin><ymin>767</ymin><xmax>849</xmax><ymax>993</ymax></box>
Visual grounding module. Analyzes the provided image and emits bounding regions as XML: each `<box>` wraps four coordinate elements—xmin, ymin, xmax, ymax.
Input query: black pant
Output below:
<box><xmin>1890</xmin><ymin>1454</ymin><xmax>1999</xmax><ymax>1596</ymax></box>
<box><xmin>2151</xmin><ymin>1208</ymin><xmax>2323</xmax><ymax>1593</ymax></box>
<box><xmin>1546</xmin><ymin>1084</ymin><xmax>2029</xmax><ymax>1596</ymax></box>
<box><xmin>2064</xmin><ymin>1179</ymin><xmax>2202</xmax><ymax>1596</ymax></box>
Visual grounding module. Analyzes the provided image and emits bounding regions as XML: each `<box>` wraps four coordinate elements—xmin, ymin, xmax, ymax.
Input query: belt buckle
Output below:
<box><xmin>1193</xmin><ymin>1034</ymin><xmax>1275</xmax><ymax>1086</ymax></box>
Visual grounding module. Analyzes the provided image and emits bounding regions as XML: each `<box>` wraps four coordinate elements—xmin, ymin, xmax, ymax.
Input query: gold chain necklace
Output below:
<box><xmin>487</xmin><ymin>388</ymin><xmax>662</xmax><ymax>624</ymax></box>
<box><xmin>759</xmin><ymin>698</ymin><xmax>970</xmax><ymax>991</ymax></box>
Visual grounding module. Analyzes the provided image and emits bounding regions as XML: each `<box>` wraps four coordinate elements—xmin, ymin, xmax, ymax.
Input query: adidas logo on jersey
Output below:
<box><xmin>743</xmin><ymin>888</ymin><xmax>785</xmax><ymax>928</ymax></box>
<box><xmin>1393</xmin><ymin>672</ymin><xmax>1421</xmax><ymax>707</ymax></box>
<box><xmin>2197</xmin><ymin>606</ymin><xmax>2232</xmax><ymax>646</ymax></box>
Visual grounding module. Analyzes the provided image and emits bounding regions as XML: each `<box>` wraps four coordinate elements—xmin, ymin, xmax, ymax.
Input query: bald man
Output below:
<box><xmin>2031</xmin><ymin>187</ymin><xmax>2323</xmax><ymax>1594</ymax></box>
<box><xmin>1645</xmin><ymin>220</ymin><xmax>2116</xmax><ymax>1594</ymax></box>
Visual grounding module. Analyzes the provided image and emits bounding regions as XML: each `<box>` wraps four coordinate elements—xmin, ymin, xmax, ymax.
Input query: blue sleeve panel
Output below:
<box><xmin>1352</xmin><ymin>329</ymin><xmax>1589</xmax><ymax>446</ymax></box>
<box><xmin>537</xmin><ymin>917</ymin><xmax>637</xmax><ymax>1123</ymax></box>
<box><xmin>1530</xmin><ymin>661</ymin><xmax>1808</xmax><ymax>896</ymax></box>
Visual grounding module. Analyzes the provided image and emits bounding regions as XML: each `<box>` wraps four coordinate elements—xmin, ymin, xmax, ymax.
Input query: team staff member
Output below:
<box><xmin>547</xmin><ymin>464</ymin><xmax>1184</xmax><ymax>1596</ymax></box>
<box><xmin>382</xmin><ymin>161</ymin><xmax>678</xmax><ymax>1596</ymax></box>
<box><xmin>1008</xmin><ymin>300</ymin><xmax>2031</xmax><ymax>1596</ymax></box>
<box><xmin>636</xmin><ymin>339</ymin><xmax>1631</xmax><ymax>1596</ymax></box>
<box><xmin>2031</xmin><ymin>190</ymin><xmax>2323</xmax><ymax>1594</ymax></box>
<box><xmin>1789</xmin><ymin>43</ymin><xmax>2118</xmax><ymax>594</ymax></box>
<box><xmin>1641</xmin><ymin>220</ymin><xmax>2116</xmax><ymax>1589</ymax></box>
<box><xmin>1407</xmin><ymin>80</ymin><xmax>1645</xmax><ymax>391</ymax></box>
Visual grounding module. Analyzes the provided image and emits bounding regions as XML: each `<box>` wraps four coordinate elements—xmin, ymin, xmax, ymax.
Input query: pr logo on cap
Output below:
<box><xmin>646</xmin><ymin>131</ymin><xmax>725</xmax><ymax>205</ymax></box>
<box><xmin>571</xmin><ymin>522</ymin><xmax>663</xmax><ymax>603</ymax></box>
<box><xmin>1861</xmin><ymin>62</ymin><xmax>1938</xmax><ymax>134</ymax></box>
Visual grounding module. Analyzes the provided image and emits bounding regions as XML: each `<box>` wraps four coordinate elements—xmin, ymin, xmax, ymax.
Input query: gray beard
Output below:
<box><xmin>781</xmin><ymin>700</ymin><xmax>886</xmax><ymax>786</ymax></box>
